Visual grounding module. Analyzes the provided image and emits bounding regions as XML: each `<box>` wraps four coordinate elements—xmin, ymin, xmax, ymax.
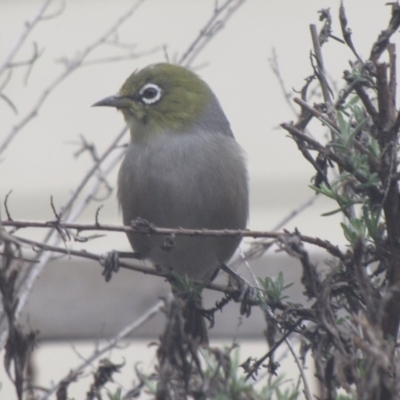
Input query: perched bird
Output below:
<box><xmin>93</xmin><ymin>63</ymin><xmax>249</xmax><ymax>342</ymax></box>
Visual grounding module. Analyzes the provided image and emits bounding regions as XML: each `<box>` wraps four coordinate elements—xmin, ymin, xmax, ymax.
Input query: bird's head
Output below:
<box><xmin>93</xmin><ymin>63</ymin><xmax>219</xmax><ymax>141</ymax></box>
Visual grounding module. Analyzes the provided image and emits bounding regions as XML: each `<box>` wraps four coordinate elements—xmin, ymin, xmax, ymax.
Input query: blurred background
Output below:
<box><xmin>1</xmin><ymin>0</ymin><xmax>398</xmax><ymax>398</ymax></box>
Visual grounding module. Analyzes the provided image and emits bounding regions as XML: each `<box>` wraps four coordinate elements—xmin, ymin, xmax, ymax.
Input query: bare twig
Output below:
<box><xmin>388</xmin><ymin>43</ymin><xmax>397</xmax><ymax>115</ymax></box>
<box><xmin>4</xmin><ymin>191</ymin><xmax>13</xmax><ymax>221</ymax></box>
<box><xmin>38</xmin><ymin>300</ymin><xmax>164</xmax><ymax>400</ymax></box>
<box><xmin>269</xmin><ymin>48</ymin><xmax>297</xmax><ymax>116</ymax></box>
<box><xmin>0</xmin><ymin>0</ymin><xmax>146</xmax><ymax>156</ymax></box>
<box><xmin>310</xmin><ymin>24</ymin><xmax>333</xmax><ymax>113</ymax></box>
<box><xmin>240</xmin><ymin>253</ymin><xmax>312</xmax><ymax>400</ymax></box>
<box><xmin>1</xmin><ymin>131</ymin><xmax>128</xmax><ymax>350</ymax></box>
<box><xmin>338</xmin><ymin>1</ymin><xmax>362</xmax><ymax>63</ymax></box>
<box><xmin>177</xmin><ymin>0</ymin><xmax>246</xmax><ymax>67</ymax></box>
<box><xmin>0</xmin><ymin>0</ymin><xmax>53</xmax><ymax>77</ymax></box>
<box><xmin>369</xmin><ymin>2</ymin><xmax>400</xmax><ymax>63</ymax></box>
<box><xmin>271</xmin><ymin>194</ymin><xmax>318</xmax><ymax>232</ymax></box>
<box><xmin>350</xmin><ymin>80</ymin><xmax>381</xmax><ymax>129</ymax></box>
<box><xmin>79</xmin><ymin>46</ymin><xmax>162</xmax><ymax>67</ymax></box>
<box><xmin>0</xmin><ymin>93</ymin><xmax>18</xmax><ymax>115</ymax></box>
<box><xmin>0</xmin><ymin>219</ymin><xmax>346</xmax><ymax>261</ymax></box>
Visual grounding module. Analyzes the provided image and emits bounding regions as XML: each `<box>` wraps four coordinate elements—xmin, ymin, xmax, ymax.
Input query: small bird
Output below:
<box><xmin>93</xmin><ymin>63</ymin><xmax>249</xmax><ymax>343</ymax></box>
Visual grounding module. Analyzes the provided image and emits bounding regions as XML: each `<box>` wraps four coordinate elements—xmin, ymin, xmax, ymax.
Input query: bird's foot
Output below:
<box><xmin>100</xmin><ymin>251</ymin><xmax>141</xmax><ymax>282</ymax></box>
<box><xmin>221</xmin><ymin>264</ymin><xmax>256</xmax><ymax>317</ymax></box>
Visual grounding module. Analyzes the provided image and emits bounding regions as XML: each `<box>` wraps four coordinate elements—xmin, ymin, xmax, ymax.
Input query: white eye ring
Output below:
<box><xmin>139</xmin><ymin>83</ymin><xmax>162</xmax><ymax>105</ymax></box>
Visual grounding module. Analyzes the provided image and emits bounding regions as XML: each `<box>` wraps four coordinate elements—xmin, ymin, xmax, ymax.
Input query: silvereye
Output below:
<box><xmin>94</xmin><ymin>63</ymin><xmax>249</xmax><ymax>343</ymax></box>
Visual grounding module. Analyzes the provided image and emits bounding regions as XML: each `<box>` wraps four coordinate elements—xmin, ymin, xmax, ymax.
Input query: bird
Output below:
<box><xmin>93</xmin><ymin>63</ymin><xmax>249</xmax><ymax>343</ymax></box>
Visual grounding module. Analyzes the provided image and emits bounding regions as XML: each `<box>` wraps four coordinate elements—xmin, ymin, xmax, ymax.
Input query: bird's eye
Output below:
<box><xmin>139</xmin><ymin>83</ymin><xmax>162</xmax><ymax>105</ymax></box>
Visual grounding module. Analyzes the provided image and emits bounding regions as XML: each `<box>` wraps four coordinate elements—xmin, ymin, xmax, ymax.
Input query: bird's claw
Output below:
<box><xmin>100</xmin><ymin>251</ymin><xmax>120</xmax><ymax>282</ymax></box>
<box><xmin>100</xmin><ymin>251</ymin><xmax>142</xmax><ymax>282</ymax></box>
<box><xmin>239</xmin><ymin>285</ymin><xmax>256</xmax><ymax>317</ymax></box>
<box><xmin>221</xmin><ymin>264</ymin><xmax>256</xmax><ymax>317</ymax></box>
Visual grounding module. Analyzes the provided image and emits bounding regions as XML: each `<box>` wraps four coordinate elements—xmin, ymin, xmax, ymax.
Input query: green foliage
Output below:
<box><xmin>202</xmin><ymin>348</ymin><xmax>299</xmax><ymax>400</ymax></box>
<box><xmin>362</xmin><ymin>206</ymin><xmax>382</xmax><ymax>243</ymax></box>
<box><xmin>339</xmin><ymin>206</ymin><xmax>382</xmax><ymax>246</ymax></box>
<box><xmin>202</xmin><ymin>347</ymin><xmax>256</xmax><ymax>399</ymax></box>
<box><xmin>336</xmin><ymin>315</ymin><xmax>350</xmax><ymax>325</ymax></box>
<box><xmin>171</xmin><ymin>271</ymin><xmax>205</xmax><ymax>296</ymax></box>
<box><xmin>333</xmin><ymin>110</ymin><xmax>367</xmax><ymax>149</ymax></box>
<box><xmin>327</xmin><ymin>108</ymin><xmax>380</xmax><ymax>187</ymax></box>
<box><xmin>310</xmin><ymin>182</ymin><xmax>362</xmax><ymax>216</ymax></box>
<box><xmin>310</xmin><ymin>101</ymin><xmax>384</xmax><ymax>247</ymax></box>
<box><xmin>340</xmin><ymin>217</ymin><xmax>367</xmax><ymax>245</ymax></box>
<box><xmin>335</xmin><ymin>395</ymin><xmax>355</xmax><ymax>400</ymax></box>
<box><xmin>258</xmin><ymin>375</ymin><xmax>299</xmax><ymax>400</ymax></box>
<box><xmin>106</xmin><ymin>388</ymin><xmax>122</xmax><ymax>400</ymax></box>
<box><xmin>340</xmin><ymin>97</ymin><xmax>380</xmax><ymax>157</ymax></box>
<box><xmin>366</xmin><ymin>137</ymin><xmax>380</xmax><ymax>159</ymax></box>
<box><xmin>258</xmin><ymin>272</ymin><xmax>294</xmax><ymax>303</ymax></box>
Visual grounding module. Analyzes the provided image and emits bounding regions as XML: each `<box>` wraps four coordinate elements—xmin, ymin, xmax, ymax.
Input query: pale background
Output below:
<box><xmin>0</xmin><ymin>0</ymin><xmax>397</xmax><ymax>398</ymax></box>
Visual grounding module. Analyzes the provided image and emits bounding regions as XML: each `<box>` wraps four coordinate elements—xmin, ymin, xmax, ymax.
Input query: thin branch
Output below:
<box><xmin>60</xmin><ymin>127</ymin><xmax>128</xmax><ymax>221</ymax></box>
<box><xmin>177</xmin><ymin>0</ymin><xmax>246</xmax><ymax>67</ymax></box>
<box><xmin>239</xmin><ymin>254</ymin><xmax>313</xmax><ymax>400</ymax></box>
<box><xmin>1</xmin><ymin>219</ymin><xmax>347</xmax><ymax>261</ymax></box>
<box><xmin>8</xmin><ymin>42</ymin><xmax>43</xmax><ymax>69</ymax></box>
<box><xmin>0</xmin><ymin>0</ymin><xmax>146</xmax><ymax>156</ymax></box>
<box><xmin>3</xmin><ymin>131</ymin><xmax>128</xmax><ymax>350</ymax></box>
<box><xmin>268</xmin><ymin>48</ymin><xmax>297</xmax><ymax>116</ymax></box>
<box><xmin>388</xmin><ymin>43</ymin><xmax>397</xmax><ymax>116</ymax></box>
<box><xmin>338</xmin><ymin>1</ymin><xmax>362</xmax><ymax>63</ymax></box>
<box><xmin>271</xmin><ymin>194</ymin><xmax>319</xmax><ymax>232</ymax></box>
<box><xmin>281</xmin><ymin>123</ymin><xmax>338</xmax><ymax>163</ymax></box>
<box><xmin>4</xmin><ymin>232</ymin><xmax>242</xmax><ymax>297</ymax></box>
<box><xmin>38</xmin><ymin>300</ymin><xmax>164</xmax><ymax>400</ymax></box>
<box><xmin>39</xmin><ymin>0</ymin><xmax>66</xmax><ymax>21</ymax></box>
<box><xmin>0</xmin><ymin>93</ymin><xmax>18</xmax><ymax>115</ymax></box>
<box><xmin>0</xmin><ymin>0</ymin><xmax>53</xmax><ymax>77</ymax></box>
<box><xmin>351</xmin><ymin>81</ymin><xmax>381</xmax><ymax>129</ymax></box>
<box><xmin>281</xmin><ymin>121</ymin><xmax>379</xmax><ymax>190</ymax></box>
<box><xmin>294</xmin><ymin>97</ymin><xmax>380</xmax><ymax>170</ymax></box>
<box><xmin>369</xmin><ymin>2</ymin><xmax>400</xmax><ymax>63</ymax></box>
<box><xmin>310</xmin><ymin>24</ymin><xmax>333</xmax><ymax>112</ymax></box>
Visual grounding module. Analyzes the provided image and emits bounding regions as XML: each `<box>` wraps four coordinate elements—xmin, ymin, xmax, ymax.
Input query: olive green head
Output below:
<box><xmin>93</xmin><ymin>63</ymin><xmax>216</xmax><ymax>137</ymax></box>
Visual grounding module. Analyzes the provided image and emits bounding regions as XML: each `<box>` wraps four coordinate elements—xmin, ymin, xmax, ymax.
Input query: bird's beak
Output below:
<box><xmin>92</xmin><ymin>95</ymin><xmax>130</xmax><ymax>108</ymax></box>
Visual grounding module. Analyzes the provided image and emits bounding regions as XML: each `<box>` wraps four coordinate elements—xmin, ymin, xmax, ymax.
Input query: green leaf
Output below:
<box><xmin>367</xmin><ymin>138</ymin><xmax>380</xmax><ymax>158</ymax></box>
<box><xmin>106</xmin><ymin>388</ymin><xmax>122</xmax><ymax>400</ymax></box>
<box><xmin>259</xmin><ymin>271</ymin><xmax>294</xmax><ymax>302</ymax></box>
<box><xmin>363</xmin><ymin>206</ymin><xmax>382</xmax><ymax>242</ymax></box>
